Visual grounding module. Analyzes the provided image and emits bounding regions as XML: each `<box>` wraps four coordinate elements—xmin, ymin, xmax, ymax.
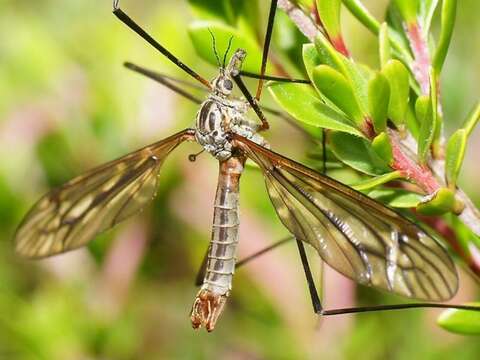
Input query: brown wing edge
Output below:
<box><xmin>232</xmin><ymin>134</ymin><xmax>459</xmax><ymax>300</ymax></box>
<box><xmin>14</xmin><ymin>128</ymin><xmax>196</xmax><ymax>259</ymax></box>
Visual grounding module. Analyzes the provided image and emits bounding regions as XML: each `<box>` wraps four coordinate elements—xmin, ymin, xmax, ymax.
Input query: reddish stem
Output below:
<box><xmin>389</xmin><ymin>131</ymin><xmax>440</xmax><ymax>194</ymax></box>
<box><xmin>406</xmin><ymin>22</ymin><xmax>431</xmax><ymax>94</ymax></box>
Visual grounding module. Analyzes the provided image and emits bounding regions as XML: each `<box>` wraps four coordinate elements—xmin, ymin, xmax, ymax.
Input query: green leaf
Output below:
<box><xmin>314</xmin><ymin>32</ymin><xmax>348</xmax><ymax>74</ymax></box>
<box><xmin>378</xmin><ymin>22</ymin><xmax>391</xmax><ymax>68</ymax></box>
<box><xmin>268</xmin><ymin>82</ymin><xmax>364</xmax><ymax>137</ymax></box>
<box><xmin>316</xmin><ymin>0</ymin><xmax>342</xmax><ymax>38</ymax></box>
<box><xmin>445</xmin><ymin>129</ymin><xmax>467</xmax><ymax>189</ymax></box>
<box><xmin>303</xmin><ymin>43</ymin><xmax>321</xmax><ymax>81</ymax></box>
<box><xmin>438</xmin><ymin>303</ymin><xmax>480</xmax><ymax>335</ymax></box>
<box><xmin>432</xmin><ymin>0</ymin><xmax>457</xmax><ymax>73</ymax></box>
<box><xmin>314</xmin><ymin>35</ymin><xmax>372</xmax><ymax>113</ymax></box>
<box><xmin>416</xmin><ymin>95</ymin><xmax>435</xmax><ymax>163</ymax></box>
<box><xmin>393</xmin><ymin>0</ymin><xmax>419</xmax><ymax>24</ymax></box>
<box><xmin>367</xmin><ymin>189</ymin><xmax>422</xmax><ymax>208</ymax></box>
<box><xmin>188</xmin><ymin>21</ymin><xmax>264</xmax><ymax>73</ymax></box>
<box><xmin>352</xmin><ymin>171</ymin><xmax>402</xmax><ymax>191</ymax></box>
<box><xmin>382</xmin><ymin>60</ymin><xmax>410</xmax><ymax>128</ymax></box>
<box><xmin>371</xmin><ymin>132</ymin><xmax>393</xmax><ymax>164</ymax></box>
<box><xmin>313</xmin><ymin>65</ymin><xmax>364</xmax><ymax>125</ymax></box>
<box><xmin>341</xmin><ymin>0</ymin><xmax>380</xmax><ymax>34</ymax></box>
<box><xmin>329</xmin><ymin>132</ymin><xmax>390</xmax><ymax>175</ymax></box>
<box><xmin>419</xmin><ymin>0</ymin><xmax>439</xmax><ymax>33</ymax></box>
<box><xmin>462</xmin><ymin>101</ymin><xmax>480</xmax><ymax>137</ymax></box>
<box><xmin>416</xmin><ymin>188</ymin><xmax>457</xmax><ymax>215</ymax></box>
<box><xmin>188</xmin><ymin>0</ymin><xmax>235</xmax><ymax>23</ymax></box>
<box><xmin>303</xmin><ymin>44</ymin><xmax>343</xmax><ymax>111</ymax></box>
<box><xmin>368</xmin><ymin>73</ymin><xmax>390</xmax><ymax>132</ymax></box>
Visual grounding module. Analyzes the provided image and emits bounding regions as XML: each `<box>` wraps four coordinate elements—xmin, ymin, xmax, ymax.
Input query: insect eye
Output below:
<box><xmin>223</xmin><ymin>79</ymin><xmax>233</xmax><ymax>91</ymax></box>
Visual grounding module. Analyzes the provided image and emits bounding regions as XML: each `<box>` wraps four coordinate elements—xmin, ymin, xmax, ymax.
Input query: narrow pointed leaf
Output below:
<box><xmin>268</xmin><ymin>82</ymin><xmax>364</xmax><ymax>137</ymax></box>
<box><xmin>316</xmin><ymin>0</ymin><xmax>348</xmax><ymax>55</ymax></box>
<box><xmin>314</xmin><ymin>32</ymin><xmax>348</xmax><ymax>74</ymax></box>
<box><xmin>371</xmin><ymin>132</ymin><xmax>393</xmax><ymax>164</ymax></box>
<box><xmin>445</xmin><ymin>129</ymin><xmax>467</xmax><ymax>189</ymax></box>
<box><xmin>462</xmin><ymin>101</ymin><xmax>480</xmax><ymax>137</ymax></box>
<box><xmin>303</xmin><ymin>43</ymin><xmax>321</xmax><ymax>80</ymax></box>
<box><xmin>393</xmin><ymin>0</ymin><xmax>419</xmax><ymax>24</ymax></box>
<box><xmin>352</xmin><ymin>171</ymin><xmax>402</xmax><ymax>191</ymax></box>
<box><xmin>368</xmin><ymin>189</ymin><xmax>422</xmax><ymax>208</ymax></box>
<box><xmin>368</xmin><ymin>73</ymin><xmax>390</xmax><ymax>132</ymax></box>
<box><xmin>438</xmin><ymin>303</ymin><xmax>480</xmax><ymax>335</ymax></box>
<box><xmin>316</xmin><ymin>0</ymin><xmax>342</xmax><ymax>38</ymax></box>
<box><xmin>329</xmin><ymin>131</ymin><xmax>390</xmax><ymax>175</ymax></box>
<box><xmin>416</xmin><ymin>94</ymin><xmax>435</xmax><ymax>163</ymax></box>
<box><xmin>419</xmin><ymin>0</ymin><xmax>439</xmax><ymax>33</ymax></box>
<box><xmin>432</xmin><ymin>0</ymin><xmax>457</xmax><ymax>73</ymax></box>
<box><xmin>379</xmin><ymin>22</ymin><xmax>391</xmax><ymax>68</ymax></box>
<box><xmin>313</xmin><ymin>65</ymin><xmax>364</xmax><ymax>125</ymax></box>
<box><xmin>416</xmin><ymin>188</ymin><xmax>456</xmax><ymax>215</ymax></box>
<box><xmin>382</xmin><ymin>60</ymin><xmax>410</xmax><ymax>127</ymax></box>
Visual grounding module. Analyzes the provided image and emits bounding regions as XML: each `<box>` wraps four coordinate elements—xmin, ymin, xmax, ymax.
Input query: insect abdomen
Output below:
<box><xmin>190</xmin><ymin>156</ymin><xmax>245</xmax><ymax>331</ymax></box>
<box><xmin>203</xmin><ymin>157</ymin><xmax>244</xmax><ymax>294</ymax></box>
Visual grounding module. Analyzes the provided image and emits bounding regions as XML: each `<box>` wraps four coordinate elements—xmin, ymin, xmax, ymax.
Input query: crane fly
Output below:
<box><xmin>14</xmin><ymin>0</ymin><xmax>479</xmax><ymax>332</ymax></box>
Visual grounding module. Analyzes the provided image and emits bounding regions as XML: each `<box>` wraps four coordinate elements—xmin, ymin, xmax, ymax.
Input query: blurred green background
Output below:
<box><xmin>0</xmin><ymin>0</ymin><xmax>479</xmax><ymax>359</ymax></box>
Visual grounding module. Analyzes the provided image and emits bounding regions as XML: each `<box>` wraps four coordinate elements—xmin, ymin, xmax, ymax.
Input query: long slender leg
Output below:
<box><xmin>236</xmin><ymin>236</ymin><xmax>293</xmax><ymax>268</ymax></box>
<box><xmin>232</xmin><ymin>73</ymin><xmax>269</xmax><ymax>130</ymax></box>
<box><xmin>195</xmin><ymin>236</ymin><xmax>294</xmax><ymax>286</ymax></box>
<box><xmin>296</xmin><ymin>239</ymin><xmax>323</xmax><ymax>314</ymax></box>
<box><xmin>124</xmin><ymin>62</ymin><xmax>204</xmax><ymax>104</ymax></box>
<box><xmin>322</xmin><ymin>303</ymin><xmax>480</xmax><ymax>315</ymax></box>
<box><xmin>112</xmin><ymin>0</ymin><xmax>211</xmax><ymax>89</ymax></box>
<box><xmin>241</xmin><ymin>71</ymin><xmax>311</xmax><ymax>84</ymax></box>
<box><xmin>125</xmin><ymin>62</ymin><xmax>313</xmax><ymax>139</ymax></box>
<box><xmin>195</xmin><ymin>247</ymin><xmax>210</xmax><ymax>286</ymax></box>
<box><xmin>256</xmin><ymin>0</ymin><xmax>278</xmax><ymax>101</ymax></box>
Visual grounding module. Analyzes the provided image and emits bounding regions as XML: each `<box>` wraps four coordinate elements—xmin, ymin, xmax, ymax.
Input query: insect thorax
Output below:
<box><xmin>195</xmin><ymin>96</ymin><xmax>267</xmax><ymax>160</ymax></box>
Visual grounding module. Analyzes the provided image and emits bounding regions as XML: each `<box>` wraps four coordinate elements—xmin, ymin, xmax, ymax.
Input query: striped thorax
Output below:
<box><xmin>195</xmin><ymin>49</ymin><xmax>268</xmax><ymax>161</ymax></box>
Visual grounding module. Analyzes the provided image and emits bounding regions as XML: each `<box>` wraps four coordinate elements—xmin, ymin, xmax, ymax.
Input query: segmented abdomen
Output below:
<box><xmin>202</xmin><ymin>156</ymin><xmax>245</xmax><ymax>295</ymax></box>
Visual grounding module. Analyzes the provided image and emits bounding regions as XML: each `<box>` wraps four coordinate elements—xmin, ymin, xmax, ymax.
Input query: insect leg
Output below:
<box><xmin>296</xmin><ymin>238</ymin><xmax>323</xmax><ymax>314</ymax></box>
<box><xmin>240</xmin><ymin>71</ymin><xmax>311</xmax><ymax>84</ymax></box>
<box><xmin>256</xmin><ymin>0</ymin><xmax>278</xmax><ymax>101</ymax></box>
<box><xmin>112</xmin><ymin>1</ymin><xmax>212</xmax><ymax>89</ymax></box>
<box><xmin>194</xmin><ymin>236</ymin><xmax>294</xmax><ymax>286</ymax></box>
<box><xmin>125</xmin><ymin>61</ymin><xmax>312</xmax><ymax>140</ymax></box>
<box><xmin>236</xmin><ymin>236</ymin><xmax>293</xmax><ymax>268</ymax></box>
<box><xmin>322</xmin><ymin>303</ymin><xmax>480</xmax><ymax>316</ymax></box>
<box><xmin>195</xmin><ymin>246</ymin><xmax>210</xmax><ymax>286</ymax></box>
<box><xmin>124</xmin><ymin>62</ymin><xmax>204</xmax><ymax>104</ymax></box>
<box><xmin>232</xmin><ymin>73</ymin><xmax>269</xmax><ymax>130</ymax></box>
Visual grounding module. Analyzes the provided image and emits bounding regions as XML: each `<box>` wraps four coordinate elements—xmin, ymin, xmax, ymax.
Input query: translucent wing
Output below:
<box><xmin>233</xmin><ymin>135</ymin><xmax>458</xmax><ymax>301</ymax></box>
<box><xmin>15</xmin><ymin>129</ymin><xmax>195</xmax><ymax>259</ymax></box>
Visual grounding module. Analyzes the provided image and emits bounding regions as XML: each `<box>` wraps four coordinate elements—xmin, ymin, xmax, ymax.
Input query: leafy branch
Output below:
<box><xmin>187</xmin><ymin>0</ymin><xmax>480</xmax><ymax>335</ymax></box>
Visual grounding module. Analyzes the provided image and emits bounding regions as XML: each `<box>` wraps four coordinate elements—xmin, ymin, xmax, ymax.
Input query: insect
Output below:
<box><xmin>14</xmin><ymin>0</ymin><xmax>479</xmax><ymax>332</ymax></box>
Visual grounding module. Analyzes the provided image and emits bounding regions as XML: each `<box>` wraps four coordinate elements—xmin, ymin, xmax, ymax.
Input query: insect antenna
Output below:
<box><xmin>223</xmin><ymin>36</ymin><xmax>234</xmax><ymax>69</ymax></box>
<box><xmin>113</xmin><ymin>0</ymin><xmax>212</xmax><ymax>89</ymax></box>
<box><xmin>124</xmin><ymin>62</ymin><xmax>310</xmax><ymax>139</ymax></box>
<box><xmin>207</xmin><ymin>28</ymin><xmax>221</xmax><ymax>68</ymax></box>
